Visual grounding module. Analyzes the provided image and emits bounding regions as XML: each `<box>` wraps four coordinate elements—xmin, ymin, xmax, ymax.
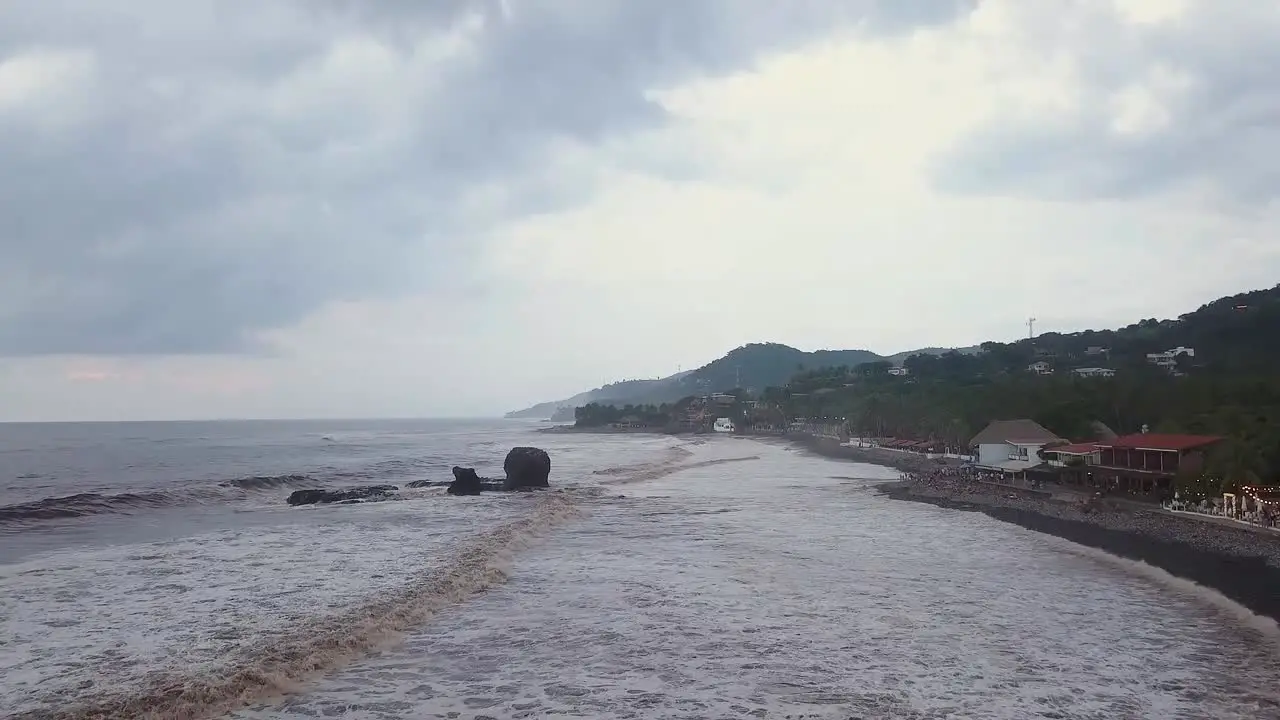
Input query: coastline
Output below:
<box><xmin>878</xmin><ymin>479</ymin><xmax>1280</xmax><ymax>624</ymax></box>
<box><xmin>541</xmin><ymin>423</ymin><xmax>1280</xmax><ymax>623</ymax></box>
<box><xmin>792</xmin><ymin>435</ymin><xmax>1280</xmax><ymax>624</ymax></box>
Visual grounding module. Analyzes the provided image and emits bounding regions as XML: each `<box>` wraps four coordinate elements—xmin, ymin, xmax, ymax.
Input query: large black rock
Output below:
<box><xmin>502</xmin><ymin>447</ymin><xmax>551</xmax><ymax>490</ymax></box>
<box><xmin>287</xmin><ymin>485</ymin><xmax>399</xmax><ymax>506</ymax></box>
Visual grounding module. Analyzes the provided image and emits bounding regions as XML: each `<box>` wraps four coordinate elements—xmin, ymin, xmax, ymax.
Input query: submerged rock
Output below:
<box><xmin>286</xmin><ymin>485</ymin><xmax>399</xmax><ymax>506</ymax></box>
<box><xmin>503</xmin><ymin>447</ymin><xmax>551</xmax><ymax>490</ymax></box>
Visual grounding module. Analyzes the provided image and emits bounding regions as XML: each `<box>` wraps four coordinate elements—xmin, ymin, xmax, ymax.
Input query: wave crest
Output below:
<box><xmin>0</xmin><ymin>491</ymin><xmax>179</xmax><ymax>523</ymax></box>
<box><xmin>16</xmin><ymin>491</ymin><xmax>582</xmax><ymax>720</ymax></box>
<box><xmin>1</xmin><ymin>475</ymin><xmax>322</xmax><ymax>526</ymax></box>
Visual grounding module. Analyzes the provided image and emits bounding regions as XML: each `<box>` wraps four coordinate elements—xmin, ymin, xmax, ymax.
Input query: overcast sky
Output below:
<box><xmin>2</xmin><ymin>0</ymin><xmax>1277</xmax><ymax>421</ymax></box>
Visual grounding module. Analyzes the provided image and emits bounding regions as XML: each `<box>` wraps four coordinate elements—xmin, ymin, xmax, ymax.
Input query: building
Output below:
<box><xmin>1061</xmin><ymin>432</ymin><xmax>1223</xmax><ymax>498</ymax></box>
<box><xmin>1085</xmin><ymin>346</ymin><xmax>1109</xmax><ymax>356</ymax></box>
<box><xmin>1072</xmin><ymin>367</ymin><xmax>1115</xmax><ymax>378</ymax></box>
<box><xmin>1042</xmin><ymin>442</ymin><xmax>1101</xmax><ymax>468</ymax></box>
<box><xmin>1027</xmin><ymin>361</ymin><xmax>1054</xmax><ymax>375</ymax></box>
<box><xmin>888</xmin><ymin>366</ymin><xmax>909</xmax><ymax>376</ymax></box>
<box><xmin>968</xmin><ymin>419</ymin><xmax>1065</xmax><ymax>479</ymax></box>
<box><xmin>1145</xmin><ymin>346</ymin><xmax>1195</xmax><ymax>370</ymax></box>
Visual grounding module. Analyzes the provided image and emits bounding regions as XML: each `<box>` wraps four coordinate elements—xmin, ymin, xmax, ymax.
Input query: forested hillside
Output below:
<box><xmin>505</xmin><ymin>343</ymin><xmax>970</xmax><ymax>418</ymax></box>
<box><xmin>773</xmin><ymin>284</ymin><xmax>1280</xmax><ymax>484</ymax></box>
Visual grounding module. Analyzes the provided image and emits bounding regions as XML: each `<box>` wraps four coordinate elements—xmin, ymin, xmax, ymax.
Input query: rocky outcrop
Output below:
<box><xmin>447</xmin><ymin>466</ymin><xmax>484</xmax><ymax>496</ymax></box>
<box><xmin>502</xmin><ymin>447</ymin><xmax>551</xmax><ymax>490</ymax></box>
<box><xmin>286</xmin><ymin>485</ymin><xmax>399</xmax><ymax>506</ymax></box>
<box><xmin>299</xmin><ymin>448</ymin><xmax>553</xmax><ymax>504</ymax></box>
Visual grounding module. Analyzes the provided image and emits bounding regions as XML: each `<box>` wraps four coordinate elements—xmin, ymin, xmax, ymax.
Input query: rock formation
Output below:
<box><xmin>502</xmin><ymin>446</ymin><xmax>551</xmax><ymax>490</ymax></box>
<box><xmin>293</xmin><ymin>448</ymin><xmax>552</xmax><ymax>505</ymax></box>
<box><xmin>447</xmin><ymin>466</ymin><xmax>484</xmax><ymax>496</ymax></box>
<box><xmin>286</xmin><ymin>485</ymin><xmax>399</xmax><ymax>506</ymax></box>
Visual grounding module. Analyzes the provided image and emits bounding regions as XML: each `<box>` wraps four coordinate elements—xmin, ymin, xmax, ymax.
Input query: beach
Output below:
<box><xmin>4</xmin><ymin>422</ymin><xmax>1280</xmax><ymax>718</ymax></box>
<box><xmin>572</xmin><ymin>427</ymin><xmax>1280</xmax><ymax>626</ymax></box>
<box><xmin>791</xmin><ymin>435</ymin><xmax>1280</xmax><ymax>624</ymax></box>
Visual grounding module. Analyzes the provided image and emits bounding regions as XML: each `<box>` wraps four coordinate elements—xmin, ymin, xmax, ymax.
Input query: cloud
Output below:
<box><xmin>0</xmin><ymin>0</ymin><xmax>970</xmax><ymax>357</ymax></box>
<box><xmin>1</xmin><ymin>0</ymin><xmax>1278</xmax><ymax>421</ymax></box>
<box><xmin>931</xmin><ymin>0</ymin><xmax>1280</xmax><ymax>205</ymax></box>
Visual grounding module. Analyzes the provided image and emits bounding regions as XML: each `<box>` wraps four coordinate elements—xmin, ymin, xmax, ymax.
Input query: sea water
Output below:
<box><xmin>2</xmin><ymin>421</ymin><xmax>1277</xmax><ymax>719</ymax></box>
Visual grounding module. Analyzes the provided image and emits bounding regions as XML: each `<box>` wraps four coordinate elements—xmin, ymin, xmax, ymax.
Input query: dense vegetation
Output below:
<box><xmin>572</xmin><ymin>284</ymin><xmax>1280</xmax><ymax>489</ymax></box>
<box><xmin>775</xmin><ymin>284</ymin><xmax>1280</xmax><ymax>487</ymax></box>
<box><xmin>506</xmin><ymin>343</ymin><xmax>971</xmax><ymax>418</ymax></box>
<box><xmin>573</xmin><ymin>402</ymin><xmax>673</xmax><ymax>428</ymax></box>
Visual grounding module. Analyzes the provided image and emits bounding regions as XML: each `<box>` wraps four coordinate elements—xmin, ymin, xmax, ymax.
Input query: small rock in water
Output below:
<box><xmin>286</xmin><ymin>485</ymin><xmax>399</xmax><ymax>506</ymax></box>
<box><xmin>447</xmin><ymin>466</ymin><xmax>485</xmax><ymax>496</ymax></box>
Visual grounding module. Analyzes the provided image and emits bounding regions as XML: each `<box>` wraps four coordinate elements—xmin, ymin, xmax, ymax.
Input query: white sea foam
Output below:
<box><xmin>10</xmin><ymin>434</ymin><xmax>1280</xmax><ymax>719</ymax></box>
<box><xmin>1</xmin><ymin>432</ymin><xmax>692</xmax><ymax>719</ymax></box>
<box><xmin>230</xmin><ymin>439</ymin><xmax>1280</xmax><ymax>719</ymax></box>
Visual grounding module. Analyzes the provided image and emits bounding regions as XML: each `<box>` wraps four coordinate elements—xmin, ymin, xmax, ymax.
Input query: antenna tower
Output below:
<box><xmin>1027</xmin><ymin>317</ymin><xmax>1037</xmax><ymax>339</ymax></box>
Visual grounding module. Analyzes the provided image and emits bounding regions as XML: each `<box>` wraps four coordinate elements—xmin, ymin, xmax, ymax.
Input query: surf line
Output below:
<box><xmin>25</xmin><ymin>491</ymin><xmax>583</xmax><ymax>720</ymax></box>
<box><xmin>599</xmin><ymin>455</ymin><xmax>762</xmax><ymax>485</ymax></box>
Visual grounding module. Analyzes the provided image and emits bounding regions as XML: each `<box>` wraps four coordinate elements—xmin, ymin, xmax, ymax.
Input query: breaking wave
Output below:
<box><xmin>14</xmin><ymin>491</ymin><xmax>583</xmax><ymax>720</ymax></box>
<box><xmin>597</xmin><ymin>455</ymin><xmax>762</xmax><ymax>485</ymax></box>
<box><xmin>219</xmin><ymin>474</ymin><xmax>318</xmax><ymax>490</ymax></box>
<box><xmin>0</xmin><ymin>474</ymin><xmax>325</xmax><ymax>527</ymax></box>
<box><xmin>0</xmin><ymin>491</ymin><xmax>183</xmax><ymax>523</ymax></box>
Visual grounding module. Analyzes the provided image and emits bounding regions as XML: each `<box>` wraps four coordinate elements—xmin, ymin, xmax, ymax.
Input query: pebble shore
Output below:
<box><xmin>539</xmin><ymin>427</ymin><xmax>1280</xmax><ymax>621</ymax></box>
<box><xmin>792</xmin><ymin>434</ymin><xmax>1280</xmax><ymax>623</ymax></box>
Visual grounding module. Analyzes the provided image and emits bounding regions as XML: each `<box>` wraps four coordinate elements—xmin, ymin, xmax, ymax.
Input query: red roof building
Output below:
<box><xmin>1063</xmin><ymin>432</ymin><xmax>1225</xmax><ymax>499</ymax></box>
<box><xmin>1097</xmin><ymin>434</ymin><xmax>1224</xmax><ymax>452</ymax></box>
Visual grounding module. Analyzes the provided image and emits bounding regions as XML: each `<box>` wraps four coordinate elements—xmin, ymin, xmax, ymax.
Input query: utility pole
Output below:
<box><xmin>735</xmin><ymin>364</ymin><xmax>741</xmax><ymax>388</ymax></box>
<box><xmin>1027</xmin><ymin>317</ymin><xmax>1037</xmax><ymax>340</ymax></box>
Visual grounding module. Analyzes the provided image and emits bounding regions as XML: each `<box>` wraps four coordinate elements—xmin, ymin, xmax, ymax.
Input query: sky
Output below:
<box><xmin>1</xmin><ymin>0</ymin><xmax>1278</xmax><ymax>421</ymax></box>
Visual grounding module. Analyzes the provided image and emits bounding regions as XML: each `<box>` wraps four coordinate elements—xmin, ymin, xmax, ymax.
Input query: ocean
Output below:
<box><xmin>2</xmin><ymin>419</ymin><xmax>1278</xmax><ymax>719</ymax></box>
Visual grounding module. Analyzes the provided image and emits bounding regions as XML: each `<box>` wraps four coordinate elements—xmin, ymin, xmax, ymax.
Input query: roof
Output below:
<box><xmin>969</xmin><ymin>419</ymin><xmax>1063</xmax><ymax>446</ymax></box>
<box><xmin>1045</xmin><ymin>442</ymin><xmax>1099</xmax><ymax>455</ymax></box>
<box><xmin>976</xmin><ymin>459</ymin><xmax>1040</xmax><ymax>472</ymax></box>
<box><xmin>1097</xmin><ymin>433</ymin><xmax>1224</xmax><ymax>452</ymax></box>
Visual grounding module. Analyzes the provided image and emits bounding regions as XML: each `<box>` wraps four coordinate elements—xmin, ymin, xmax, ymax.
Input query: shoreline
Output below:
<box><xmin>541</xmin><ymin>423</ymin><xmax>1280</xmax><ymax>624</ymax></box>
<box><xmin>568</xmin><ymin>425</ymin><xmax>1280</xmax><ymax>625</ymax></box>
<box><xmin>791</xmin><ymin>433</ymin><xmax>1280</xmax><ymax>625</ymax></box>
<box><xmin>878</xmin><ymin>479</ymin><xmax>1280</xmax><ymax>625</ymax></box>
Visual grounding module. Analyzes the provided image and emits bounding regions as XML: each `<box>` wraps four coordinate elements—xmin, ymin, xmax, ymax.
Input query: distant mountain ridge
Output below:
<box><xmin>505</xmin><ymin>343</ymin><xmax>978</xmax><ymax>419</ymax></box>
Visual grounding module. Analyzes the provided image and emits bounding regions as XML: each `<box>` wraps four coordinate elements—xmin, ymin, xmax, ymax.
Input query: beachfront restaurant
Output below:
<box><xmin>1079</xmin><ymin>433</ymin><xmax>1223</xmax><ymax>499</ymax></box>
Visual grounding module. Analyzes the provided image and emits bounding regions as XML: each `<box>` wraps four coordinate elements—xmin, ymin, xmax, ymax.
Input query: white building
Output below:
<box><xmin>1145</xmin><ymin>346</ymin><xmax>1195</xmax><ymax>370</ymax></box>
<box><xmin>969</xmin><ymin>419</ymin><xmax>1065</xmax><ymax>478</ymax></box>
<box><xmin>1072</xmin><ymin>367</ymin><xmax>1116</xmax><ymax>378</ymax></box>
<box><xmin>1027</xmin><ymin>361</ymin><xmax>1053</xmax><ymax>375</ymax></box>
<box><xmin>888</xmin><ymin>366</ymin><xmax>909</xmax><ymax>376</ymax></box>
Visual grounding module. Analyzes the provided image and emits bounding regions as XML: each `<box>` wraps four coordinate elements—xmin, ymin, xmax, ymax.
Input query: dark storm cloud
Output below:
<box><xmin>0</xmin><ymin>0</ymin><xmax>972</xmax><ymax>356</ymax></box>
<box><xmin>932</xmin><ymin>1</ymin><xmax>1280</xmax><ymax>204</ymax></box>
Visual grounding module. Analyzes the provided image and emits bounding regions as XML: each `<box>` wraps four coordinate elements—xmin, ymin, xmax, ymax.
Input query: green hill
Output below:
<box><xmin>504</xmin><ymin>343</ymin><xmax>976</xmax><ymax>419</ymax></box>
<box><xmin>774</xmin><ymin>284</ymin><xmax>1280</xmax><ymax>489</ymax></box>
